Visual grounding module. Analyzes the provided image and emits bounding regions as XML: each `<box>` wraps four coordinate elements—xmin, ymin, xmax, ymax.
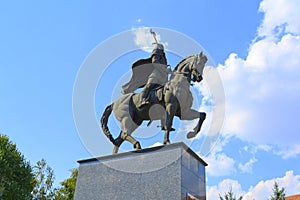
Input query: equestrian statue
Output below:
<box><xmin>101</xmin><ymin>30</ymin><xmax>208</xmax><ymax>153</ymax></box>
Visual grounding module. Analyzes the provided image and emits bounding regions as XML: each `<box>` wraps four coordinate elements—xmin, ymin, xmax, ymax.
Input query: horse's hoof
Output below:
<box><xmin>112</xmin><ymin>146</ymin><xmax>119</xmax><ymax>154</ymax></box>
<box><xmin>134</xmin><ymin>142</ymin><xmax>141</xmax><ymax>150</ymax></box>
<box><xmin>164</xmin><ymin>140</ymin><xmax>170</xmax><ymax>145</ymax></box>
<box><xmin>200</xmin><ymin>112</ymin><xmax>206</xmax><ymax>120</ymax></box>
<box><xmin>187</xmin><ymin>131</ymin><xmax>196</xmax><ymax>139</ymax></box>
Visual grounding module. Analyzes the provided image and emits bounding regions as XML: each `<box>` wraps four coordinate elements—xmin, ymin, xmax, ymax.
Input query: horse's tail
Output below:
<box><xmin>101</xmin><ymin>104</ymin><xmax>115</xmax><ymax>144</ymax></box>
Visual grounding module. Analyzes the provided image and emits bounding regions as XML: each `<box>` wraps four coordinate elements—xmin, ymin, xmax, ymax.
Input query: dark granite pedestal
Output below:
<box><xmin>74</xmin><ymin>142</ymin><xmax>207</xmax><ymax>200</ymax></box>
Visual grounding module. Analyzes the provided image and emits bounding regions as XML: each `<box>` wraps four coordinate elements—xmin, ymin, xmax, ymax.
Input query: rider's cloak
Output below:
<box><xmin>121</xmin><ymin>57</ymin><xmax>154</xmax><ymax>94</ymax></box>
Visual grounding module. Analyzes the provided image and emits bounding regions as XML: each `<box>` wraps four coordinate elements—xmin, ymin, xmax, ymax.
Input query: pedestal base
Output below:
<box><xmin>74</xmin><ymin>142</ymin><xmax>207</xmax><ymax>200</ymax></box>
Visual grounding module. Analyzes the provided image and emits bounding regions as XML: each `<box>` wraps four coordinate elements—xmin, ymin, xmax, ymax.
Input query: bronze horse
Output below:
<box><xmin>101</xmin><ymin>52</ymin><xmax>208</xmax><ymax>153</ymax></box>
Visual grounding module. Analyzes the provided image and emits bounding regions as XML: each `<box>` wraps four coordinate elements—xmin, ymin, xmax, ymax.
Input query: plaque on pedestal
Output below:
<box><xmin>74</xmin><ymin>142</ymin><xmax>207</xmax><ymax>200</ymax></box>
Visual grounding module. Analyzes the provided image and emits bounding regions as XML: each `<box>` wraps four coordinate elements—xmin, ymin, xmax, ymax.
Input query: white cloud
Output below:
<box><xmin>149</xmin><ymin>142</ymin><xmax>163</xmax><ymax>147</ymax></box>
<box><xmin>257</xmin><ymin>144</ymin><xmax>273</xmax><ymax>152</ymax></box>
<box><xmin>243</xmin><ymin>170</ymin><xmax>300</xmax><ymax>199</ymax></box>
<box><xmin>206</xmin><ymin>152</ymin><xmax>235</xmax><ymax>177</ymax></box>
<box><xmin>208</xmin><ymin>170</ymin><xmax>300</xmax><ymax>199</ymax></box>
<box><xmin>215</xmin><ymin>0</ymin><xmax>300</xmax><ymax>147</ymax></box>
<box><xmin>242</xmin><ymin>144</ymin><xmax>273</xmax><ymax>155</ymax></box>
<box><xmin>238</xmin><ymin>157</ymin><xmax>258</xmax><ymax>174</ymax></box>
<box><xmin>258</xmin><ymin>0</ymin><xmax>300</xmax><ymax>37</ymax></box>
<box><xmin>204</xmin><ymin>1</ymin><xmax>300</xmax><ymax>198</ymax></box>
<box><xmin>132</xmin><ymin>27</ymin><xmax>168</xmax><ymax>52</ymax></box>
<box><xmin>207</xmin><ymin>179</ymin><xmax>244</xmax><ymax>199</ymax></box>
<box><xmin>205</xmin><ymin>138</ymin><xmax>236</xmax><ymax>177</ymax></box>
<box><xmin>275</xmin><ymin>144</ymin><xmax>300</xmax><ymax>159</ymax></box>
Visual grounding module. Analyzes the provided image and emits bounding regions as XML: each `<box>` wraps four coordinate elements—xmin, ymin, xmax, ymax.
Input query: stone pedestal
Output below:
<box><xmin>74</xmin><ymin>142</ymin><xmax>207</xmax><ymax>200</ymax></box>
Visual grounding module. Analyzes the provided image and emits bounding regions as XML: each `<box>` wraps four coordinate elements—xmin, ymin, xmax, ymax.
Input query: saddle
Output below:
<box><xmin>148</xmin><ymin>85</ymin><xmax>164</xmax><ymax>104</ymax></box>
<box><xmin>145</xmin><ymin>85</ymin><xmax>176</xmax><ymax>131</ymax></box>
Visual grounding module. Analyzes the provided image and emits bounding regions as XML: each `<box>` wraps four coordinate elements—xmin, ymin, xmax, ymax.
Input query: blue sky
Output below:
<box><xmin>1</xmin><ymin>0</ymin><xmax>300</xmax><ymax>199</ymax></box>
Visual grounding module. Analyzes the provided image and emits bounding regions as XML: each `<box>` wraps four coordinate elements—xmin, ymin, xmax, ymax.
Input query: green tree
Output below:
<box><xmin>219</xmin><ymin>187</ymin><xmax>243</xmax><ymax>200</ymax></box>
<box><xmin>0</xmin><ymin>134</ymin><xmax>34</xmax><ymax>200</ymax></box>
<box><xmin>32</xmin><ymin>159</ymin><xmax>55</xmax><ymax>200</ymax></box>
<box><xmin>54</xmin><ymin>168</ymin><xmax>78</xmax><ymax>200</ymax></box>
<box><xmin>270</xmin><ymin>181</ymin><xmax>285</xmax><ymax>200</ymax></box>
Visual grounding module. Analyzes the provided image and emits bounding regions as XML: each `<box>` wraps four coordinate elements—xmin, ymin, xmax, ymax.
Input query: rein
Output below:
<box><xmin>172</xmin><ymin>71</ymin><xmax>190</xmax><ymax>75</ymax></box>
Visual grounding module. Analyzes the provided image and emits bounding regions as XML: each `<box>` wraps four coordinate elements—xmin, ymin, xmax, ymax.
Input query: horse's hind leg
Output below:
<box><xmin>121</xmin><ymin>117</ymin><xmax>141</xmax><ymax>150</ymax></box>
<box><xmin>112</xmin><ymin>132</ymin><xmax>141</xmax><ymax>154</ymax></box>
<box><xmin>120</xmin><ymin>131</ymin><xmax>141</xmax><ymax>150</ymax></box>
<box><xmin>112</xmin><ymin>131</ymin><xmax>125</xmax><ymax>154</ymax></box>
<box><xmin>113</xmin><ymin>146</ymin><xmax>120</xmax><ymax>154</ymax></box>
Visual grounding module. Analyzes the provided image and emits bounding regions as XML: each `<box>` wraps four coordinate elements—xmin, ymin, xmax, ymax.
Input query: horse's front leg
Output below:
<box><xmin>181</xmin><ymin>108</ymin><xmax>206</xmax><ymax>139</ymax></box>
<box><xmin>164</xmin><ymin>103</ymin><xmax>177</xmax><ymax>144</ymax></box>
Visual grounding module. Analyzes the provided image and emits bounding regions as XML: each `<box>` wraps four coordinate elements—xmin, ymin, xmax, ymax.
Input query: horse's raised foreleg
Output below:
<box><xmin>181</xmin><ymin>108</ymin><xmax>206</xmax><ymax>139</ymax></box>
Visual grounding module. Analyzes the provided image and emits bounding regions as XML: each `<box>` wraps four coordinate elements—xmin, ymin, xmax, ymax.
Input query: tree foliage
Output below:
<box><xmin>32</xmin><ymin>159</ymin><xmax>55</xmax><ymax>200</ymax></box>
<box><xmin>0</xmin><ymin>134</ymin><xmax>34</xmax><ymax>200</ymax></box>
<box><xmin>54</xmin><ymin>168</ymin><xmax>78</xmax><ymax>200</ymax></box>
<box><xmin>270</xmin><ymin>181</ymin><xmax>285</xmax><ymax>200</ymax></box>
<box><xmin>219</xmin><ymin>187</ymin><xmax>243</xmax><ymax>200</ymax></box>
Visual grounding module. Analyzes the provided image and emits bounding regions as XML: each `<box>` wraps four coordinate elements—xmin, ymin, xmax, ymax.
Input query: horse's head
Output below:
<box><xmin>190</xmin><ymin>52</ymin><xmax>207</xmax><ymax>83</ymax></box>
<box><xmin>173</xmin><ymin>52</ymin><xmax>208</xmax><ymax>83</ymax></box>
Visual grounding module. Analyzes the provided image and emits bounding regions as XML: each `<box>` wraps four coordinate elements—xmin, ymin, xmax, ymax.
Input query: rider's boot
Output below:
<box><xmin>138</xmin><ymin>83</ymin><xmax>155</xmax><ymax>108</ymax></box>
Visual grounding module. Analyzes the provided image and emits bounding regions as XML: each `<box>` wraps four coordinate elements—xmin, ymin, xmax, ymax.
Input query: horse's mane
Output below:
<box><xmin>173</xmin><ymin>55</ymin><xmax>195</xmax><ymax>72</ymax></box>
